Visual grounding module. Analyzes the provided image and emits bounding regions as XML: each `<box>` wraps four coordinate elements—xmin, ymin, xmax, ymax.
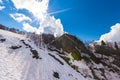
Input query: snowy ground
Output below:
<box><xmin>0</xmin><ymin>29</ymin><xmax>88</xmax><ymax>80</ymax></box>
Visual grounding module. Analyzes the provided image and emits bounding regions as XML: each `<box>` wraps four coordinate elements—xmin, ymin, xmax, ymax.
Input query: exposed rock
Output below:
<box><xmin>10</xmin><ymin>45</ymin><xmax>22</xmax><ymax>49</ymax></box>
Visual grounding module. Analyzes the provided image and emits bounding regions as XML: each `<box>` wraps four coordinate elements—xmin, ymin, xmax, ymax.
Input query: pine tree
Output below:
<box><xmin>101</xmin><ymin>40</ymin><xmax>106</xmax><ymax>46</ymax></box>
<box><xmin>115</xmin><ymin>42</ymin><xmax>119</xmax><ymax>50</ymax></box>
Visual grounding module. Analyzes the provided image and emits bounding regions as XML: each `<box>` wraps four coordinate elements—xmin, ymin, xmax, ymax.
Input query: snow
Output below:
<box><xmin>0</xmin><ymin>29</ymin><xmax>87</xmax><ymax>80</ymax></box>
<box><xmin>0</xmin><ymin>29</ymin><xmax>120</xmax><ymax>80</ymax></box>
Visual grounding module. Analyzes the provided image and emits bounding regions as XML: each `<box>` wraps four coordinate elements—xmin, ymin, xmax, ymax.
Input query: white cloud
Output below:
<box><xmin>10</xmin><ymin>13</ymin><xmax>32</xmax><ymax>22</ymax></box>
<box><xmin>0</xmin><ymin>6</ymin><xmax>5</xmax><ymax>10</ymax></box>
<box><xmin>0</xmin><ymin>0</ymin><xmax>5</xmax><ymax>10</ymax></box>
<box><xmin>11</xmin><ymin>0</ymin><xmax>64</xmax><ymax>37</ymax></box>
<box><xmin>38</xmin><ymin>16</ymin><xmax>64</xmax><ymax>37</ymax></box>
<box><xmin>23</xmin><ymin>23</ymin><xmax>37</xmax><ymax>33</ymax></box>
<box><xmin>0</xmin><ymin>0</ymin><xmax>2</xmax><ymax>3</ymax></box>
<box><xmin>99</xmin><ymin>23</ymin><xmax>120</xmax><ymax>42</ymax></box>
<box><xmin>11</xmin><ymin>0</ymin><xmax>48</xmax><ymax>22</ymax></box>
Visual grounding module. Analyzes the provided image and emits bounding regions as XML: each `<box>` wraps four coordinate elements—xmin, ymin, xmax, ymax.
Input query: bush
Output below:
<box><xmin>53</xmin><ymin>72</ymin><xmax>59</xmax><ymax>79</ymax></box>
<box><xmin>0</xmin><ymin>38</ymin><xmax>6</xmax><ymax>42</ymax></box>
<box><xmin>10</xmin><ymin>45</ymin><xmax>22</xmax><ymax>49</ymax></box>
<box><xmin>94</xmin><ymin>44</ymin><xmax>115</xmax><ymax>56</ymax></box>
<box><xmin>71</xmin><ymin>52</ymin><xmax>81</xmax><ymax>60</ymax></box>
<box><xmin>71</xmin><ymin>65</ymin><xmax>79</xmax><ymax>72</ymax></box>
<box><xmin>30</xmin><ymin>49</ymin><xmax>39</xmax><ymax>59</ymax></box>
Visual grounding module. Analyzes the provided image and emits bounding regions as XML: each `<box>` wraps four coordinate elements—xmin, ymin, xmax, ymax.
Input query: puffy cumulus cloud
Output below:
<box><xmin>37</xmin><ymin>16</ymin><xmax>64</xmax><ymax>37</ymax></box>
<box><xmin>10</xmin><ymin>13</ymin><xmax>32</xmax><ymax>22</ymax></box>
<box><xmin>11</xmin><ymin>0</ymin><xmax>48</xmax><ymax>21</ymax></box>
<box><xmin>23</xmin><ymin>23</ymin><xmax>37</xmax><ymax>33</ymax></box>
<box><xmin>11</xmin><ymin>0</ymin><xmax>64</xmax><ymax>37</ymax></box>
<box><xmin>99</xmin><ymin>23</ymin><xmax>120</xmax><ymax>42</ymax></box>
<box><xmin>0</xmin><ymin>6</ymin><xmax>5</xmax><ymax>10</ymax></box>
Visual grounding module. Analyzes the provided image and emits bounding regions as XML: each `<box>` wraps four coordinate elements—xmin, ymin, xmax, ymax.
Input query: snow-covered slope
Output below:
<box><xmin>49</xmin><ymin>33</ymin><xmax>120</xmax><ymax>80</ymax></box>
<box><xmin>0</xmin><ymin>29</ymin><xmax>87</xmax><ymax>80</ymax></box>
<box><xmin>0</xmin><ymin>29</ymin><xmax>120</xmax><ymax>80</ymax></box>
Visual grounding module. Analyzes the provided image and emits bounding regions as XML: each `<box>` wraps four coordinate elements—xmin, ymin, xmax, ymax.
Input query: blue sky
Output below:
<box><xmin>0</xmin><ymin>0</ymin><xmax>120</xmax><ymax>41</ymax></box>
<box><xmin>49</xmin><ymin>0</ymin><xmax>120</xmax><ymax>41</ymax></box>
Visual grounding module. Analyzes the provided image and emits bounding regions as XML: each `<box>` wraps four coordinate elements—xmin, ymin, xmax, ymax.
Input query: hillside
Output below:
<box><xmin>0</xmin><ymin>29</ymin><xmax>120</xmax><ymax>80</ymax></box>
<box><xmin>0</xmin><ymin>29</ymin><xmax>87</xmax><ymax>80</ymax></box>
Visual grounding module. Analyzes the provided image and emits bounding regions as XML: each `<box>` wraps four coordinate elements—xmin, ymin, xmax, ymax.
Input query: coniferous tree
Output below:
<box><xmin>114</xmin><ymin>42</ymin><xmax>119</xmax><ymax>50</ymax></box>
<box><xmin>101</xmin><ymin>40</ymin><xmax>106</xmax><ymax>46</ymax></box>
